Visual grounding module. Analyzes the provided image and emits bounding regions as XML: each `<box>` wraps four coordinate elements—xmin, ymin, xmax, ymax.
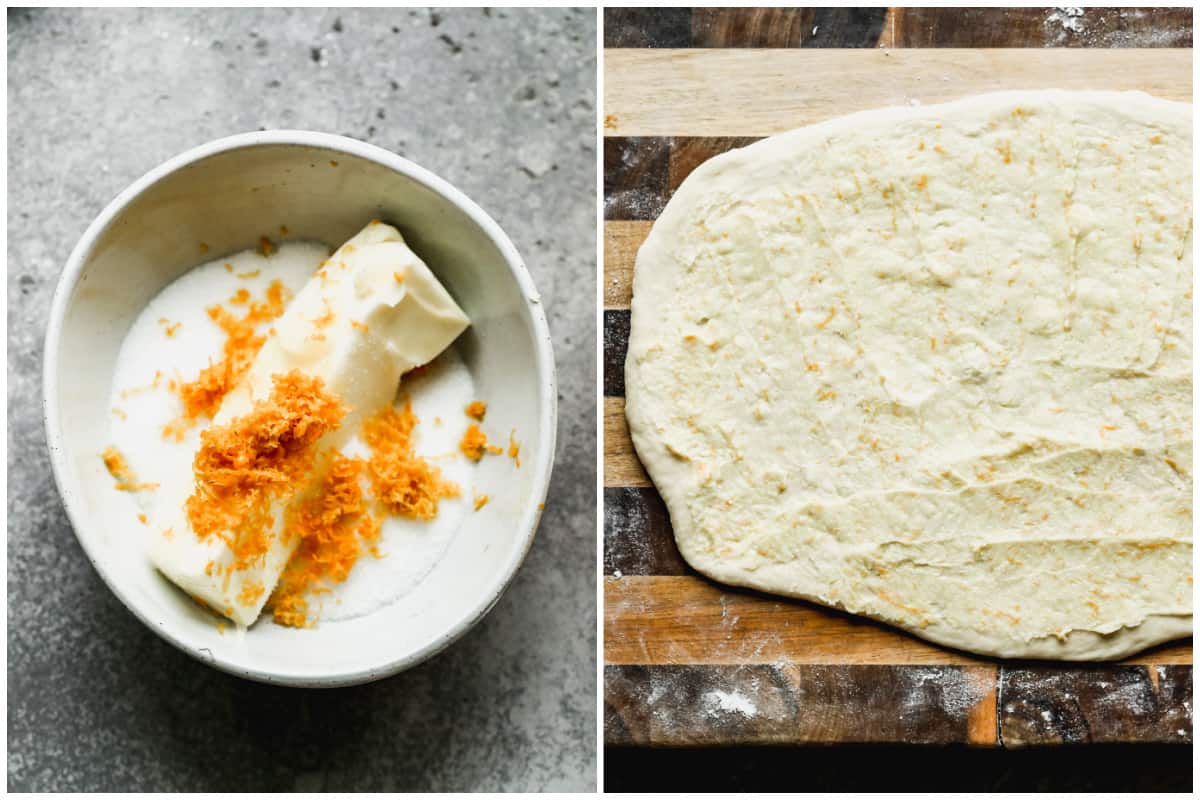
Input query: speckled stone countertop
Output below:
<box><xmin>7</xmin><ymin>7</ymin><xmax>596</xmax><ymax>792</ymax></box>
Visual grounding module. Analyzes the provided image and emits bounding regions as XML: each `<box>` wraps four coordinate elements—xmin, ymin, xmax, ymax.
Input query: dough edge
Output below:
<box><xmin>624</xmin><ymin>89</ymin><xmax>1194</xmax><ymax>662</ymax></box>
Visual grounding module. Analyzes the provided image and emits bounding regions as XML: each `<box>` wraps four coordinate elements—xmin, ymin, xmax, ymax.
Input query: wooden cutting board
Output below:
<box><xmin>603</xmin><ymin>12</ymin><xmax>1193</xmax><ymax>748</ymax></box>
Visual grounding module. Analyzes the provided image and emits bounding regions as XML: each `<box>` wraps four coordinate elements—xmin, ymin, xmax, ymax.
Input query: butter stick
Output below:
<box><xmin>150</xmin><ymin>222</ymin><xmax>470</xmax><ymax>625</ymax></box>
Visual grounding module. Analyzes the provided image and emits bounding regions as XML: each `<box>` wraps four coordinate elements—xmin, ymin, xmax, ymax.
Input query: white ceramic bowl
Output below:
<box><xmin>43</xmin><ymin>131</ymin><xmax>556</xmax><ymax>687</ymax></box>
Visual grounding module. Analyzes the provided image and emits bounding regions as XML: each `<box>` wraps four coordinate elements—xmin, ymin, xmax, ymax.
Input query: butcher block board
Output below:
<box><xmin>603</xmin><ymin>41</ymin><xmax>1193</xmax><ymax>747</ymax></box>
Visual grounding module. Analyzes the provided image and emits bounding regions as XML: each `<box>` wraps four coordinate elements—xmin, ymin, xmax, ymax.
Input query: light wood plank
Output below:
<box><xmin>604</xmin><ymin>48</ymin><xmax>1193</xmax><ymax>137</ymax></box>
<box><xmin>605</xmin><ymin>575</ymin><xmax>1195</xmax><ymax>667</ymax></box>
<box><xmin>605</xmin><ymin>396</ymin><xmax>650</xmax><ymax>487</ymax></box>
<box><xmin>607</xmin><ymin>575</ymin><xmax>989</xmax><ymax>666</ymax></box>
<box><xmin>603</xmin><ymin>221</ymin><xmax>650</xmax><ymax>308</ymax></box>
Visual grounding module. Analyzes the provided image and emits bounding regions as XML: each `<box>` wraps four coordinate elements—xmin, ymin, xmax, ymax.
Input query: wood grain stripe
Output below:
<box><xmin>603</xmin><ymin>220</ymin><xmax>649</xmax><ymax>308</ymax></box>
<box><xmin>605</xmin><ymin>663</ymin><xmax>995</xmax><ymax>746</ymax></box>
<box><xmin>603</xmin><ymin>309</ymin><xmax>628</xmax><ymax>396</ymax></box>
<box><xmin>999</xmin><ymin>665</ymin><xmax>1193</xmax><ymax>745</ymax></box>
<box><xmin>603</xmin><ymin>8</ymin><xmax>889</xmax><ymax>50</ymax></box>
<box><xmin>604</xmin><ymin>487</ymin><xmax>688</xmax><ymax>577</ymax></box>
<box><xmin>691</xmin><ymin>8</ymin><xmax>887</xmax><ymax>49</ymax></box>
<box><xmin>606</xmin><ymin>575</ymin><xmax>1195</xmax><ymax>667</ymax></box>
<box><xmin>966</xmin><ymin>666</ymin><xmax>1002</xmax><ymax>746</ymax></box>
<box><xmin>604</xmin><ymin>396</ymin><xmax>648</xmax><ymax>487</ymax></box>
<box><xmin>607</xmin><ymin>575</ymin><xmax>989</xmax><ymax>666</ymax></box>
<box><xmin>604</xmin><ymin>49</ymin><xmax>1193</xmax><ymax>137</ymax></box>
<box><xmin>667</xmin><ymin>136</ymin><xmax>763</xmax><ymax>193</ymax></box>
<box><xmin>605</xmin><ymin>8</ymin><xmax>1192</xmax><ymax>49</ymax></box>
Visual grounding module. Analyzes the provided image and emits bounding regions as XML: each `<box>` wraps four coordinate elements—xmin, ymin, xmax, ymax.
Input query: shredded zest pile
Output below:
<box><xmin>264</xmin><ymin>401</ymin><xmax>458</xmax><ymax>627</ymax></box>
<box><xmin>164</xmin><ymin>280</ymin><xmax>289</xmax><ymax>439</ymax></box>
<box><xmin>363</xmin><ymin>402</ymin><xmax>461</xmax><ymax>521</ymax></box>
<box><xmin>268</xmin><ymin>454</ymin><xmax>381</xmax><ymax>627</ymax></box>
<box><xmin>185</xmin><ymin>370</ymin><xmax>345</xmax><ymax>570</ymax></box>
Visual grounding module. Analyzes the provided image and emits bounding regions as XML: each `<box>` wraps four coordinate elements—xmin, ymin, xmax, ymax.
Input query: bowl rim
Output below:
<box><xmin>42</xmin><ymin>130</ymin><xmax>558</xmax><ymax>688</ymax></box>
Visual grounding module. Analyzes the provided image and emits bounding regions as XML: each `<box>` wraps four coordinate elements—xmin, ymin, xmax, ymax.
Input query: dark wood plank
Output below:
<box><xmin>604</xmin><ymin>138</ymin><xmax>764</xmax><ymax>221</ymax></box>
<box><xmin>1000</xmin><ymin>665</ymin><xmax>1193</xmax><ymax>746</ymax></box>
<box><xmin>604</xmin><ymin>487</ymin><xmax>687</xmax><ymax>576</ymax></box>
<box><xmin>603</xmin><ymin>7</ymin><xmax>693</xmax><ymax>48</ymax></box>
<box><xmin>605</xmin><ymin>664</ymin><xmax>998</xmax><ymax>746</ymax></box>
<box><xmin>667</xmin><ymin>136</ymin><xmax>763</xmax><ymax>194</ymax></box>
<box><xmin>692</xmin><ymin>7</ymin><xmax>816</xmax><ymax>49</ymax></box>
<box><xmin>607</xmin><ymin>7</ymin><xmax>1191</xmax><ymax>49</ymax></box>
<box><xmin>604</xmin><ymin>136</ymin><xmax>763</xmax><ymax>219</ymax></box>
<box><xmin>692</xmin><ymin>8</ymin><xmax>887</xmax><ymax>48</ymax></box>
<box><xmin>604</xmin><ymin>137</ymin><xmax>671</xmax><ymax>220</ymax></box>
<box><xmin>883</xmin><ymin>7</ymin><xmax>1193</xmax><ymax>49</ymax></box>
<box><xmin>603</xmin><ymin>309</ymin><xmax>629</xmax><ymax>396</ymax></box>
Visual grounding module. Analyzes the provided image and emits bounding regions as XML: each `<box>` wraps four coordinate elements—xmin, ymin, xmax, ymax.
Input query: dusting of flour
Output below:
<box><xmin>703</xmin><ymin>689</ymin><xmax>758</xmax><ymax>718</ymax></box>
<box><xmin>109</xmin><ymin>241</ymin><xmax>476</xmax><ymax>626</ymax></box>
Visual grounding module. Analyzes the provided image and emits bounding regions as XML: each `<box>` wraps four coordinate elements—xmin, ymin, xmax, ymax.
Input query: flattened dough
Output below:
<box><xmin>625</xmin><ymin>91</ymin><xmax>1192</xmax><ymax>660</ymax></box>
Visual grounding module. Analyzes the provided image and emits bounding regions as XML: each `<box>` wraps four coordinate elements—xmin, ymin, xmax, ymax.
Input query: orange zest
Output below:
<box><xmin>101</xmin><ymin>446</ymin><xmax>158</xmax><ymax>491</ymax></box>
<box><xmin>184</xmin><ymin>371</ymin><xmax>346</xmax><ymax>571</ymax></box>
<box><xmin>508</xmin><ymin>430</ymin><xmax>520</xmax><ymax>467</ymax></box>
<box><xmin>268</xmin><ymin>400</ymin><xmax>457</xmax><ymax>627</ymax></box>
<box><xmin>312</xmin><ymin>299</ymin><xmax>336</xmax><ymax>329</ymax></box>
<box><xmin>459</xmin><ymin>424</ymin><xmax>503</xmax><ymax>461</ymax></box>
<box><xmin>465</xmin><ymin>400</ymin><xmax>487</xmax><ymax>421</ymax></box>
<box><xmin>362</xmin><ymin>402</ymin><xmax>460</xmax><ymax>520</ymax></box>
<box><xmin>165</xmin><ymin>280</ymin><xmax>289</xmax><ymax>438</ymax></box>
<box><xmin>237</xmin><ymin>581</ymin><xmax>265</xmax><ymax>607</ymax></box>
<box><xmin>269</xmin><ymin>454</ymin><xmax>381</xmax><ymax>627</ymax></box>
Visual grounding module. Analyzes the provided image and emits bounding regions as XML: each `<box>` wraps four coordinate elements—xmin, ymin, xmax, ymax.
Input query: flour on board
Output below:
<box><xmin>703</xmin><ymin>689</ymin><xmax>758</xmax><ymax>718</ymax></box>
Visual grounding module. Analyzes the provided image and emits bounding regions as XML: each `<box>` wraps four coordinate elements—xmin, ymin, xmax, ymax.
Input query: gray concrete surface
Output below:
<box><xmin>7</xmin><ymin>7</ymin><xmax>597</xmax><ymax>792</ymax></box>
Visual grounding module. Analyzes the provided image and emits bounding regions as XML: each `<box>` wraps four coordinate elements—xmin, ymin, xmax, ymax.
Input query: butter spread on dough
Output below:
<box><xmin>625</xmin><ymin>90</ymin><xmax>1192</xmax><ymax>660</ymax></box>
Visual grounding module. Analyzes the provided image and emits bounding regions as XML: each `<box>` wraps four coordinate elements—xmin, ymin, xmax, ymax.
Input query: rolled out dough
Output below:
<box><xmin>625</xmin><ymin>91</ymin><xmax>1192</xmax><ymax>660</ymax></box>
